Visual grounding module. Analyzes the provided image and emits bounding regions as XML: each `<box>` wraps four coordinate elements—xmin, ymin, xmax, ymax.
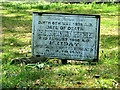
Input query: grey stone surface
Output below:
<box><xmin>32</xmin><ymin>13</ymin><xmax>100</xmax><ymax>61</ymax></box>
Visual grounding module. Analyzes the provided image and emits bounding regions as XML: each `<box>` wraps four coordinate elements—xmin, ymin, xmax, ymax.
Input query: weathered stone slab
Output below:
<box><xmin>32</xmin><ymin>12</ymin><xmax>100</xmax><ymax>62</ymax></box>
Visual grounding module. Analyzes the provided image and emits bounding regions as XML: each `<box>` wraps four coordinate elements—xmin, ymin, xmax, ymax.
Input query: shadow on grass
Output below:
<box><xmin>100</xmin><ymin>35</ymin><xmax>118</xmax><ymax>49</ymax></box>
<box><xmin>2</xmin><ymin>37</ymin><xmax>29</xmax><ymax>47</ymax></box>
<box><xmin>2</xmin><ymin>37</ymin><xmax>30</xmax><ymax>63</ymax></box>
<box><xmin>64</xmin><ymin>8</ymin><xmax>117</xmax><ymax>16</ymax></box>
<box><xmin>2</xmin><ymin>16</ymin><xmax>32</xmax><ymax>34</ymax></box>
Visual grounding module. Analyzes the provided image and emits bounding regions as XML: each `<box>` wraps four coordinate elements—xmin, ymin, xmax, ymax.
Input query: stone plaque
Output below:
<box><xmin>32</xmin><ymin>12</ymin><xmax>100</xmax><ymax>62</ymax></box>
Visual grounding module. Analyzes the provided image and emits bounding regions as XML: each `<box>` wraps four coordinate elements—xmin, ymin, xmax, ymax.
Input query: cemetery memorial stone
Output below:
<box><xmin>32</xmin><ymin>12</ymin><xmax>100</xmax><ymax>64</ymax></box>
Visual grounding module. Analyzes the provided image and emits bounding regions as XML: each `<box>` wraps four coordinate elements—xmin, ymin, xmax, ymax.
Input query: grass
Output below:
<box><xmin>2</xmin><ymin>1</ymin><xmax>119</xmax><ymax>88</ymax></box>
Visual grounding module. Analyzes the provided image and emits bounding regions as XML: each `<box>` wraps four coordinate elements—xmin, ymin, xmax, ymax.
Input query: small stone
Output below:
<box><xmin>93</xmin><ymin>75</ymin><xmax>100</xmax><ymax>78</ymax></box>
<box><xmin>77</xmin><ymin>82</ymin><xmax>83</xmax><ymax>84</ymax></box>
<box><xmin>57</xmin><ymin>73</ymin><xmax>61</xmax><ymax>76</ymax></box>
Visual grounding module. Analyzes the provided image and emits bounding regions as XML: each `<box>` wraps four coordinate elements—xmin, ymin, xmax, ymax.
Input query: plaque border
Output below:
<box><xmin>32</xmin><ymin>12</ymin><xmax>100</xmax><ymax>62</ymax></box>
<box><xmin>33</xmin><ymin>12</ymin><xmax>100</xmax><ymax>18</ymax></box>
